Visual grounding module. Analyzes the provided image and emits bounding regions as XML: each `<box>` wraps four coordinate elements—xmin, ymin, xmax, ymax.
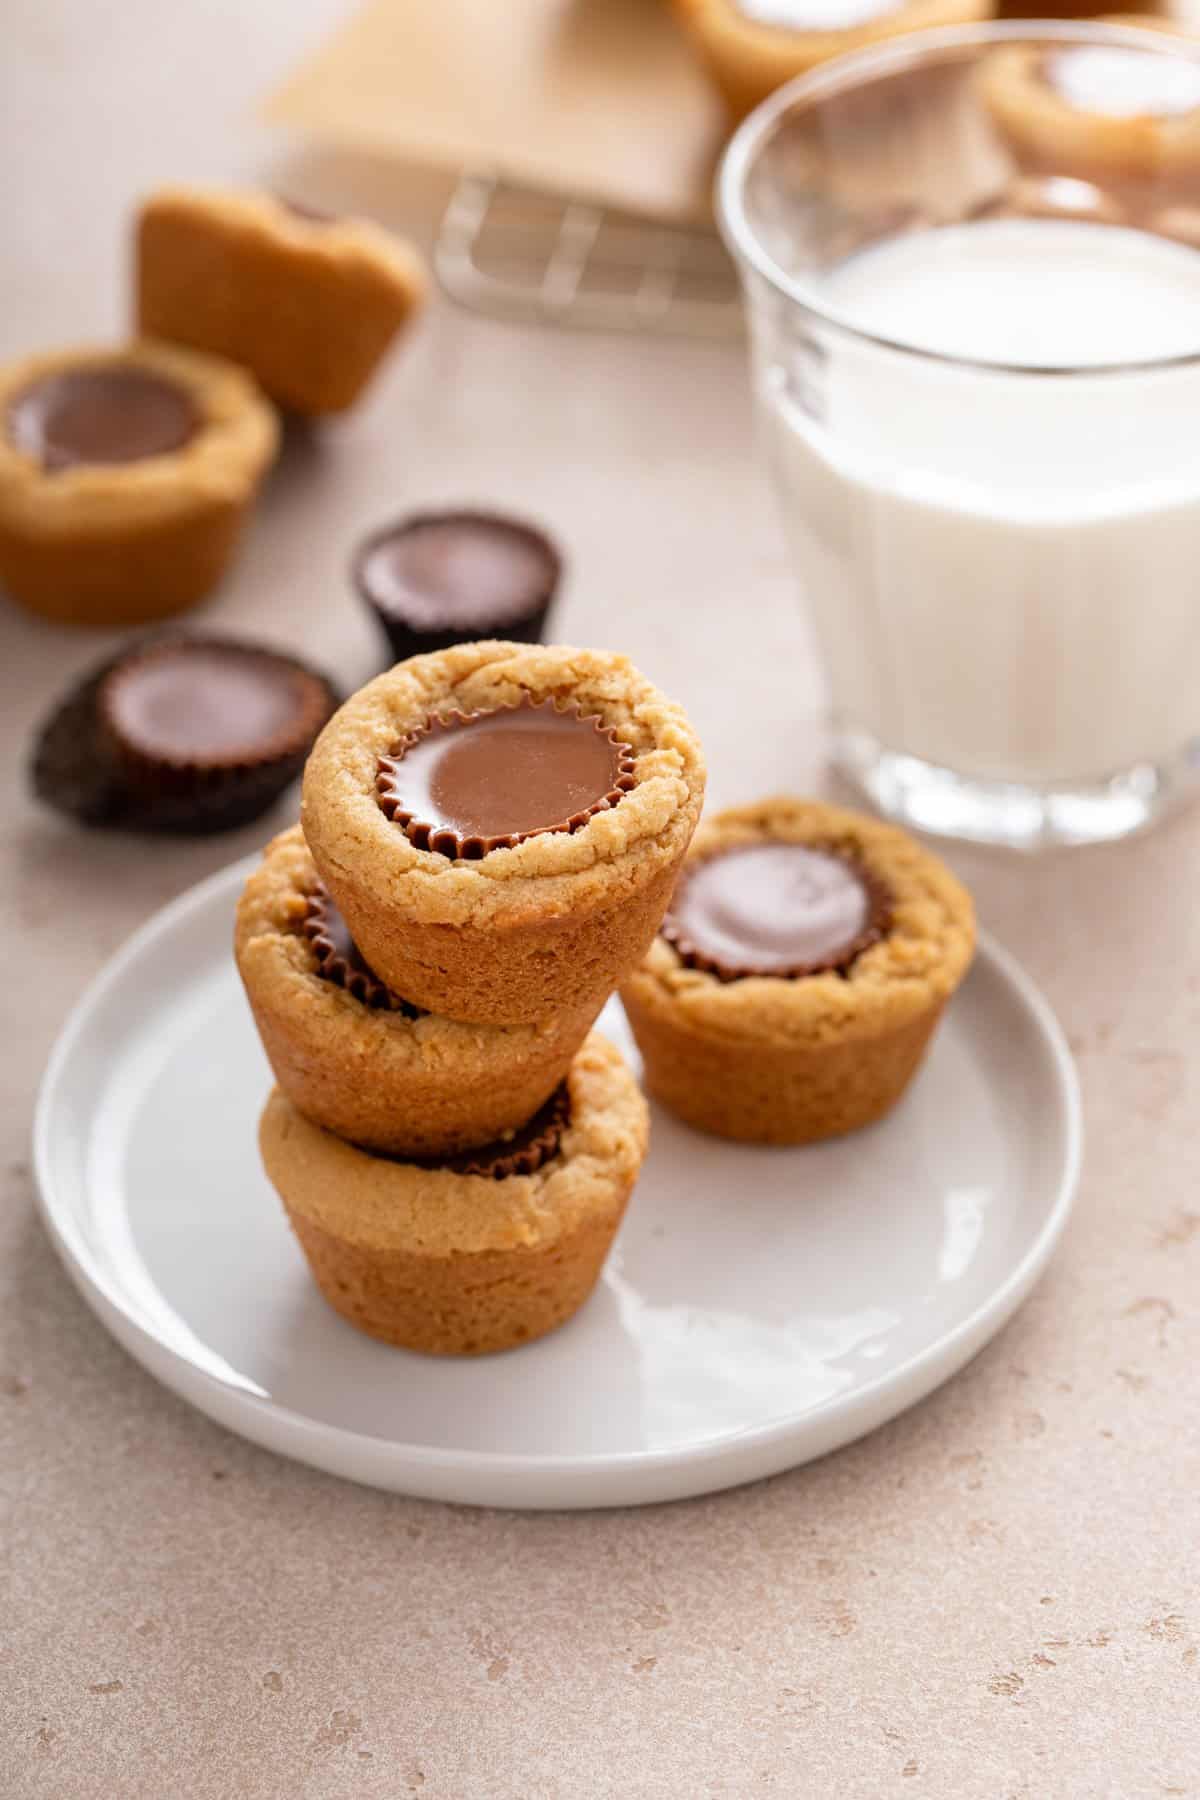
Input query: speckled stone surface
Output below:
<box><xmin>2</xmin><ymin>3</ymin><xmax>1199</xmax><ymax>1795</ymax></box>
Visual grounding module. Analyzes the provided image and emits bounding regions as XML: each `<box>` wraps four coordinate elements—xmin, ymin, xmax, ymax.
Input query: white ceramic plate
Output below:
<box><xmin>35</xmin><ymin>857</ymin><xmax>1080</xmax><ymax>1510</ymax></box>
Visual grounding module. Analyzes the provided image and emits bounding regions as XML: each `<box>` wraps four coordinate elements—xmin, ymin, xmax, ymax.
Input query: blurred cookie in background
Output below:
<box><xmin>980</xmin><ymin>23</ymin><xmax>1200</xmax><ymax>185</ymax></box>
<box><xmin>0</xmin><ymin>341</ymin><xmax>278</xmax><ymax>627</ymax></box>
<box><xmin>671</xmin><ymin>0</ymin><xmax>993</xmax><ymax>123</ymax></box>
<box><xmin>136</xmin><ymin>187</ymin><xmax>428</xmax><ymax>416</ymax></box>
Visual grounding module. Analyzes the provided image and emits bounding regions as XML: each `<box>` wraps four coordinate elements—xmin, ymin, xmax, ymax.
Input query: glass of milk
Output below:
<box><xmin>718</xmin><ymin>22</ymin><xmax>1200</xmax><ymax>849</ymax></box>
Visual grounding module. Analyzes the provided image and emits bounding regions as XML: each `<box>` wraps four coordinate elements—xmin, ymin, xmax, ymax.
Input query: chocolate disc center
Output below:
<box><xmin>105</xmin><ymin>647</ymin><xmax>320</xmax><ymax>763</ymax></box>
<box><xmin>358</xmin><ymin>516</ymin><xmax>557</xmax><ymax>630</ymax></box>
<box><xmin>380</xmin><ymin>704</ymin><xmax>632</xmax><ymax>851</ymax></box>
<box><xmin>1040</xmin><ymin>47</ymin><xmax>1200</xmax><ymax>119</ymax></box>
<box><xmin>666</xmin><ymin>843</ymin><xmax>885</xmax><ymax>979</ymax></box>
<box><xmin>9</xmin><ymin>365</ymin><xmax>200</xmax><ymax>472</ymax></box>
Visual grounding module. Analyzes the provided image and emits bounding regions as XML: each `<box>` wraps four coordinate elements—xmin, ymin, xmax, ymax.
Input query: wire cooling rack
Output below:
<box><xmin>434</xmin><ymin>170</ymin><xmax>743</xmax><ymax>337</ymax></box>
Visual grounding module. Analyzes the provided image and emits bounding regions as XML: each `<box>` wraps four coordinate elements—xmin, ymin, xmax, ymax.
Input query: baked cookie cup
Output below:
<box><xmin>259</xmin><ymin>1033</ymin><xmax>649</xmax><ymax>1355</ymax></box>
<box><xmin>672</xmin><ymin>0</ymin><xmax>992</xmax><ymax>124</ymax></box>
<box><xmin>137</xmin><ymin>187</ymin><xmax>427</xmax><ymax>416</ymax></box>
<box><xmin>620</xmin><ymin>797</ymin><xmax>975</xmax><ymax>1145</ymax></box>
<box><xmin>236</xmin><ymin>825</ymin><xmax>600</xmax><ymax>1155</ymax></box>
<box><xmin>0</xmin><ymin>340</ymin><xmax>277</xmax><ymax>627</ymax></box>
<box><xmin>979</xmin><ymin>33</ymin><xmax>1200</xmax><ymax>185</ymax></box>
<box><xmin>301</xmin><ymin>641</ymin><xmax>706</xmax><ymax>1026</ymax></box>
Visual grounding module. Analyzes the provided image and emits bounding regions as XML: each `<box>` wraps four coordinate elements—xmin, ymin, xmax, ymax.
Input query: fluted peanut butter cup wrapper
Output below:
<box><xmin>410</xmin><ymin>1082</ymin><xmax>571</xmax><ymax>1179</ymax></box>
<box><xmin>235</xmin><ymin>823</ymin><xmax>606</xmax><ymax>1157</ymax></box>
<box><xmin>300</xmin><ymin>882</ymin><xmax>418</xmax><ymax>1015</ymax></box>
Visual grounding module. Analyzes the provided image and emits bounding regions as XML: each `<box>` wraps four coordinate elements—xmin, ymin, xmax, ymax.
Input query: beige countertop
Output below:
<box><xmin>2</xmin><ymin>3</ymin><xmax>1198</xmax><ymax>1794</ymax></box>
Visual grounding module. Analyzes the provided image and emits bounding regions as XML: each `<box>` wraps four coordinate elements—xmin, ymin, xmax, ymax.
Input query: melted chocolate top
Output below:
<box><xmin>663</xmin><ymin>842</ymin><xmax>890</xmax><ymax>981</ymax></box>
<box><xmin>9</xmin><ymin>364</ymin><xmax>199</xmax><ymax>471</ymax></box>
<box><xmin>377</xmin><ymin>699</ymin><xmax>636</xmax><ymax>859</ymax></box>
<box><xmin>101</xmin><ymin>641</ymin><xmax>332</xmax><ymax>769</ymax></box>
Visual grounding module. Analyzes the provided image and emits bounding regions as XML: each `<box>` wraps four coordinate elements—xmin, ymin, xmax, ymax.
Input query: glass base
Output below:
<box><xmin>835</xmin><ymin>727</ymin><xmax>1200</xmax><ymax>850</ymax></box>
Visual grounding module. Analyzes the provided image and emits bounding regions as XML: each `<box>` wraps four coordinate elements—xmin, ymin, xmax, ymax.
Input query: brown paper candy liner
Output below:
<box><xmin>661</xmin><ymin>844</ymin><xmax>893</xmax><ymax>984</ymax></box>
<box><xmin>376</xmin><ymin>696</ymin><xmax>637</xmax><ymax>860</ymax></box>
<box><xmin>300</xmin><ymin>883</ymin><xmax>420</xmax><ymax>1016</ymax></box>
<box><xmin>30</xmin><ymin>646</ymin><xmax>135</xmax><ymax>828</ymax></box>
<box><xmin>411</xmin><ymin>1083</ymin><xmax>572</xmax><ymax>1180</ymax></box>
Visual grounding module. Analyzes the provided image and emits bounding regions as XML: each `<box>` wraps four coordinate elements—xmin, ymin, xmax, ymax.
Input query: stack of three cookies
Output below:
<box><xmin>235</xmin><ymin>641</ymin><xmax>706</xmax><ymax>1356</ymax></box>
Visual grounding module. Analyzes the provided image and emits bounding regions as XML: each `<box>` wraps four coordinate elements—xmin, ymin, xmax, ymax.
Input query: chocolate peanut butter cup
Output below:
<box><xmin>377</xmin><ymin>698</ymin><xmax>636</xmax><ymax>860</ymax></box>
<box><xmin>301</xmin><ymin>883</ymin><xmax>419</xmax><ymax>1014</ymax></box>
<box><xmin>620</xmin><ymin>797</ymin><xmax>975</xmax><ymax>1146</ymax></box>
<box><xmin>9</xmin><ymin>364</ymin><xmax>200</xmax><ymax>472</ymax></box>
<box><xmin>101</xmin><ymin>638</ymin><xmax>333</xmax><ymax>782</ymax></box>
<box><xmin>32</xmin><ymin>635</ymin><xmax>337</xmax><ymax>834</ymax></box>
<box><xmin>355</xmin><ymin>511</ymin><xmax>561</xmax><ymax>662</ymax></box>
<box><xmin>662</xmin><ymin>842</ymin><xmax>891</xmax><ymax>982</ymax></box>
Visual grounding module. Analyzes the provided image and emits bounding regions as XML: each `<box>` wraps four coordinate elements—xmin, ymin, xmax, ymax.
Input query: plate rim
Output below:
<box><xmin>33</xmin><ymin>854</ymin><xmax>1083</xmax><ymax>1491</ymax></box>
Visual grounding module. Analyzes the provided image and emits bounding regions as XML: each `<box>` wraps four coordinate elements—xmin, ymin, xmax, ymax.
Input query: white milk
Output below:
<box><xmin>763</xmin><ymin>218</ymin><xmax>1200</xmax><ymax>784</ymax></box>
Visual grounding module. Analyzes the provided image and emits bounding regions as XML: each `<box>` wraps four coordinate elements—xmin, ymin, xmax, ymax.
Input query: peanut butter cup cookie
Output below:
<box><xmin>137</xmin><ymin>187</ymin><xmax>427</xmax><ymax>416</ymax></box>
<box><xmin>236</xmin><ymin>826</ymin><xmax>600</xmax><ymax>1154</ymax></box>
<box><xmin>301</xmin><ymin>641</ymin><xmax>706</xmax><ymax>1025</ymax></box>
<box><xmin>620</xmin><ymin>797</ymin><xmax>975</xmax><ymax>1144</ymax></box>
<box><xmin>672</xmin><ymin>0</ymin><xmax>992</xmax><ymax>123</ymax></box>
<box><xmin>980</xmin><ymin>30</ymin><xmax>1200</xmax><ymax>183</ymax></box>
<box><xmin>0</xmin><ymin>341</ymin><xmax>277</xmax><ymax>625</ymax></box>
<box><xmin>259</xmin><ymin>1033</ymin><xmax>648</xmax><ymax>1355</ymax></box>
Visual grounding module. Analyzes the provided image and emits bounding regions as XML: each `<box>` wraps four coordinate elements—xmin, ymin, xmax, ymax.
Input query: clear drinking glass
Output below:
<box><xmin>718</xmin><ymin>22</ymin><xmax>1200</xmax><ymax>849</ymax></box>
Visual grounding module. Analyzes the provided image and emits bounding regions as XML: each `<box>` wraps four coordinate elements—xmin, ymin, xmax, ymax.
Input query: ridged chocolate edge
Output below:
<box><xmin>376</xmin><ymin>696</ymin><xmax>637</xmax><ymax>861</ymax></box>
<box><xmin>300</xmin><ymin>885</ymin><xmax>421</xmax><ymax>1017</ymax></box>
<box><xmin>415</xmin><ymin>1083</ymin><xmax>572</xmax><ymax>1180</ymax></box>
<box><xmin>661</xmin><ymin>844</ymin><xmax>894</xmax><ymax>984</ymax></box>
